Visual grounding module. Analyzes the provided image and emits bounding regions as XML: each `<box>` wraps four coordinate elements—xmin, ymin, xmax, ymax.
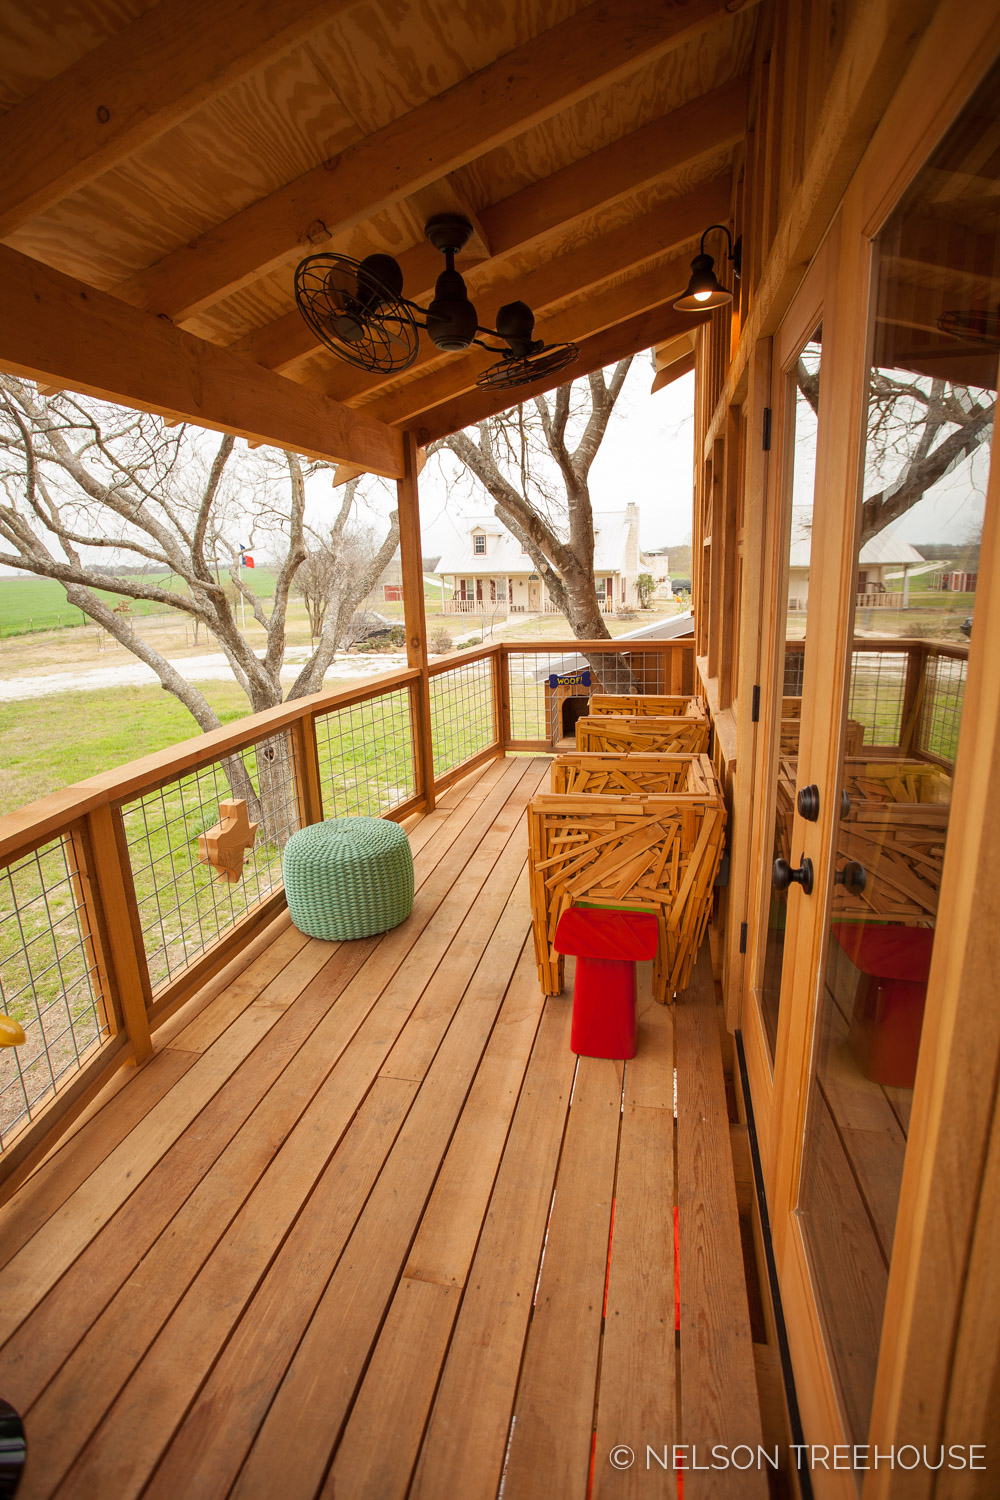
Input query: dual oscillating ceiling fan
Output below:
<box><xmin>294</xmin><ymin>212</ymin><xmax>578</xmax><ymax>390</ymax></box>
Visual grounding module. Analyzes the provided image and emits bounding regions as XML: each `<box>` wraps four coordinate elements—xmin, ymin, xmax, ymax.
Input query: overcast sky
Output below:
<box><xmin>343</xmin><ymin>359</ymin><xmax>697</xmax><ymax>558</ymax></box>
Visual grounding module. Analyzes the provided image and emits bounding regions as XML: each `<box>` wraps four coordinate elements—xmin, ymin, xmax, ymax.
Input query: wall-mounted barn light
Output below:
<box><xmin>674</xmin><ymin>224</ymin><xmax>742</xmax><ymax>311</ymax></box>
<box><xmin>294</xmin><ymin>213</ymin><xmax>578</xmax><ymax>391</ymax></box>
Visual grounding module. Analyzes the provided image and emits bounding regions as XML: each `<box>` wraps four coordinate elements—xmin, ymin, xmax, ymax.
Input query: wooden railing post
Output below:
<box><xmin>83</xmin><ymin>802</ymin><xmax>153</xmax><ymax>1064</ymax></box>
<box><xmin>397</xmin><ymin>429</ymin><xmax>435</xmax><ymax>810</ymax></box>
<box><xmin>489</xmin><ymin>644</ymin><xmax>505</xmax><ymax>750</ymax></box>
<box><xmin>291</xmin><ymin>713</ymin><xmax>324</xmax><ymax>826</ymax></box>
<box><xmin>498</xmin><ymin>646</ymin><xmax>513</xmax><ymax>750</ymax></box>
<box><xmin>900</xmin><ymin>641</ymin><xmax>927</xmax><ymax>755</ymax></box>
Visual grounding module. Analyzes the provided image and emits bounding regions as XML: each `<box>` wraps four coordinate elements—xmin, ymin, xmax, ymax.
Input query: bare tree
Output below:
<box><xmin>430</xmin><ymin>360</ymin><xmax>634</xmax><ymax>641</ymax></box>
<box><xmin>796</xmin><ymin>363</ymin><xmax>994</xmax><ymax>546</ymax></box>
<box><xmin>0</xmin><ymin>378</ymin><xmax>398</xmax><ymax>832</ymax></box>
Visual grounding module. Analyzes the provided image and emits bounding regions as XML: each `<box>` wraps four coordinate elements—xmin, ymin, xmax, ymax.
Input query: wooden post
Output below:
<box><xmin>899</xmin><ymin>641</ymin><xmax>927</xmax><ymax>756</ymax></box>
<box><xmin>291</xmin><ymin>713</ymin><xmax>324</xmax><ymax>826</ymax></box>
<box><xmin>397</xmin><ymin>430</ymin><xmax>435</xmax><ymax>810</ymax></box>
<box><xmin>83</xmin><ymin>802</ymin><xmax>153</xmax><ymax>1064</ymax></box>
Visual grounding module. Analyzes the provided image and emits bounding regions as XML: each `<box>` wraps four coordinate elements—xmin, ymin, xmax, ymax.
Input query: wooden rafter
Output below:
<box><xmin>0</xmin><ymin>0</ymin><xmax>356</xmax><ymax>238</ymax></box>
<box><xmin>112</xmin><ymin>0</ymin><xmax>759</xmax><ymax>321</ymax></box>
<box><xmin>228</xmin><ymin>75</ymin><xmax>748</xmax><ymax>376</ymax></box>
<box><xmin>313</xmin><ymin>175</ymin><xmax>730</xmax><ymax>407</ymax></box>
<box><xmin>413</xmin><ymin>302</ymin><xmax>712</xmax><ymax>444</ymax></box>
<box><xmin>365</xmin><ymin>246</ymin><xmax>704</xmax><ymax>429</ymax></box>
<box><xmin>0</xmin><ymin>246</ymin><xmax>404</xmax><ymax>477</ymax></box>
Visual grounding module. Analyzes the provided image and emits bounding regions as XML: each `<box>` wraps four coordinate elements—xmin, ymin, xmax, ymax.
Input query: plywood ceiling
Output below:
<box><xmin>0</xmin><ymin>0</ymin><xmax>761</xmax><ymax>451</ymax></box>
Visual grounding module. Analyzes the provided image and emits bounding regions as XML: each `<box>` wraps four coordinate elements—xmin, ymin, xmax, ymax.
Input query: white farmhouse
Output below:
<box><xmin>435</xmin><ymin>503</ymin><xmax>651</xmax><ymax>616</ymax></box>
<box><xmin>786</xmin><ymin>507</ymin><xmax>925</xmax><ymax>612</ymax></box>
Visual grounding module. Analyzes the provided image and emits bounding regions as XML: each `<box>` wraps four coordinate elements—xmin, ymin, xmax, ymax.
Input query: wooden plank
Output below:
<box><xmin>125</xmin><ymin>772</ymin><xmax>544</xmax><ymax>1500</ymax></box>
<box><xmin>593</xmin><ymin>987</ymin><xmax>676</xmax><ymax>1499</ymax></box>
<box><xmin>234</xmin><ymin>78</ymin><xmax>747</xmax><ymax>375</ymax></box>
<box><xmin>0</xmin><ymin>0</ymin><xmax>356</xmax><ymax>236</ymax></box>
<box><xmin>501</xmin><ymin>1055</ymin><xmax>623</xmax><ymax>1498</ymax></box>
<box><xmin>225</xmin><ymin>883</ymin><xmax>545</xmax><ymax>1499</ymax></box>
<box><xmin>0</xmin><ymin>756</ymin><xmax>533</xmax><ymax>1352</ymax></box>
<box><xmin>0</xmin><ymin>1046</ymin><xmax>195</xmax><ymax>1271</ymax></box>
<box><xmin>320</xmin><ymin>938</ymin><xmax>547</xmax><ymax>1500</ymax></box>
<box><xmin>115</xmin><ymin>0</ymin><xmax>757</xmax><ymax>319</ymax></box>
<box><xmin>0</xmin><ymin>935</ymin><xmax>380</xmax><ymax>1427</ymax></box>
<box><xmin>410</xmin><ymin>998</ymin><xmax>575</xmax><ymax>1500</ymax></box>
<box><xmin>0</xmin><ymin>244</ymin><xmax>405</xmax><ymax>476</ymax></box>
<box><xmin>674</xmin><ymin>946</ymin><xmax>765</xmax><ymax>1497</ymax></box>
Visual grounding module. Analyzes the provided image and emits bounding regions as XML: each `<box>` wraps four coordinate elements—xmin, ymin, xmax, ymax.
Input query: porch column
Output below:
<box><xmin>397</xmin><ymin>430</ymin><xmax>435</xmax><ymax>810</ymax></box>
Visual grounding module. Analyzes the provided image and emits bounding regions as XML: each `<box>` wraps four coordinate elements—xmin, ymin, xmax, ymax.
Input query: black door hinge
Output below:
<box><xmin>751</xmin><ymin>684</ymin><xmax>760</xmax><ymax>722</ymax></box>
<box><xmin>739</xmin><ymin>922</ymin><xmax>748</xmax><ymax>954</ymax></box>
<box><xmin>762</xmin><ymin>407</ymin><xmax>772</xmax><ymax>451</ymax></box>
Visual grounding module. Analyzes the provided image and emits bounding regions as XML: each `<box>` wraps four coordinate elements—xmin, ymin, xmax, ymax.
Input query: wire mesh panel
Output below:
<box><xmin>919</xmin><ymin>653</ymin><xmax>966</xmax><ymax>764</ymax></box>
<box><xmin>429</xmin><ymin>658</ymin><xmax>496</xmax><ymax>777</ymax></box>
<box><xmin>314</xmin><ymin>687</ymin><xmax>415</xmax><ymax>818</ymax></box>
<box><xmin>505</xmin><ymin>648</ymin><xmax>669</xmax><ymax>743</ymax></box>
<box><xmin>847</xmin><ymin>649</ymin><xmax>908</xmax><ymax>748</ymax></box>
<box><xmin>121</xmin><ymin>730</ymin><xmax>301</xmax><ymax>993</ymax></box>
<box><xmin>0</xmin><ymin>833</ymin><xmax>111</xmax><ymax>1148</ymax></box>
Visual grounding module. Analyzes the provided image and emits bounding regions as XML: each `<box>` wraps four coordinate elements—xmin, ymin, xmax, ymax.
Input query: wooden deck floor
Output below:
<box><xmin>0</xmin><ymin>755</ymin><xmax>766</xmax><ymax>1500</ymax></box>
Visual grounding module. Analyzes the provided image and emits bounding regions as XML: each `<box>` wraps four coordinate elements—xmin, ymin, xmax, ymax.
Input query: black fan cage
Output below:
<box><xmin>475</xmin><ymin>342</ymin><xmax>579</xmax><ymax>391</ymax></box>
<box><xmin>294</xmin><ymin>253</ymin><xmax>420</xmax><ymax>373</ymax></box>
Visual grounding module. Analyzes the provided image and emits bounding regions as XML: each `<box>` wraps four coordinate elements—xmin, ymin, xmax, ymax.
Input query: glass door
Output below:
<box><xmin>797</xmin><ymin>62</ymin><xmax>999</xmax><ymax>1452</ymax></box>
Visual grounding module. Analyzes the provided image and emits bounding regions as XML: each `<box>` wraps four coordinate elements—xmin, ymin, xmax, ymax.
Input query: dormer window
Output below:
<box><xmin>473</xmin><ymin>534</ymin><xmax>486</xmax><ymax>555</ymax></box>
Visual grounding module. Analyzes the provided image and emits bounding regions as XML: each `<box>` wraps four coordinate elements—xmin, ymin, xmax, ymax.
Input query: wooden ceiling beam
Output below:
<box><xmin>230</xmin><ymin>75</ymin><xmax>748</xmax><ymax>375</ymax></box>
<box><xmin>365</xmin><ymin>246</ymin><xmax>704</xmax><ymax>429</ymax></box>
<box><xmin>317</xmin><ymin>174</ymin><xmax>730</xmax><ymax>405</ymax></box>
<box><xmin>414</xmin><ymin>302</ymin><xmax>712</xmax><ymax>444</ymax></box>
<box><xmin>0</xmin><ymin>0</ymin><xmax>357</xmax><ymax>238</ymax></box>
<box><xmin>114</xmin><ymin>0</ymin><xmax>759</xmax><ymax>321</ymax></box>
<box><xmin>0</xmin><ymin>246</ymin><xmax>404</xmax><ymax>477</ymax></box>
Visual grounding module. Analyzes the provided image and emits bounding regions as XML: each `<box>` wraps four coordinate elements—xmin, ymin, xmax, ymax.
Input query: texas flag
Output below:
<box><xmin>239</xmin><ymin>546</ymin><xmax>255</xmax><ymax>569</ymax></box>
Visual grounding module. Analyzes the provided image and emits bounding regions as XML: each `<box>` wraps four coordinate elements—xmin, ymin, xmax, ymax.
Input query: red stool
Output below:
<box><xmin>554</xmin><ymin>908</ymin><xmax>659</xmax><ymax>1059</ymax></box>
<box><xmin>831</xmin><ymin>924</ymin><xmax>935</xmax><ymax>1088</ymax></box>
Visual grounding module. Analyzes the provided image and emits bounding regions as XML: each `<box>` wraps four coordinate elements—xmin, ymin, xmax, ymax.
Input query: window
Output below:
<box><xmin>473</xmin><ymin>534</ymin><xmax>486</xmax><ymax>555</ymax></box>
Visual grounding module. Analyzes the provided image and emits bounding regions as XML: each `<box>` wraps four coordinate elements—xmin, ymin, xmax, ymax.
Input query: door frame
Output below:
<box><xmin>739</xmin><ymin>236</ymin><xmax>836</xmax><ymax>1188</ymax></box>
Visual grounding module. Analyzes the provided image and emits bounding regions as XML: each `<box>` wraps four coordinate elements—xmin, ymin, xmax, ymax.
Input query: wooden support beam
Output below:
<box><xmin>229</xmin><ymin>76</ymin><xmax>748</xmax><ymax>376</ymax></box>
<box><xmin>397</xmin><ymin>433</ymin><xmax>435</xmax><ymax>810</ymax></box>
<box><xmin>0</xmin><ymin>0</ymin><xmax>356</xmax><ymax>238</ymax></box>
<box><xmin>369</xmin><ymin>247</ymin><xmax>707</xmax><ymax>432</ymax></box>
<box><xmin>318</xmin><ymin>175</ymin><xmax>730</xmax><ymax>407</ymax></box>
<box><xmin>414</xmin><ymin>302</ymin><xmax>711</xmax><ymax>444</ymax></box>
<box><xmin>114</xmin><ymin>0</ymin><xmax>758</xmax><ymax>320</ymax></box>
<box><xmin>0</xmin><ymin>245</ymin><xmax>404</xmax><ymax>477</ymax></box>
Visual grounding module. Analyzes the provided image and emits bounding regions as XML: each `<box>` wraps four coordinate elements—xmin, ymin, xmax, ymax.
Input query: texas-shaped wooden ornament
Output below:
<box><xmin>198</xmin><ymin>799</ymin><xmax>259</xmax><ymax>883</ymax></box>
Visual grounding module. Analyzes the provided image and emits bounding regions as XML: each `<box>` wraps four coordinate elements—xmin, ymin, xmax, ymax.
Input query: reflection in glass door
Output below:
<box><xmin>755</xmin><ymin>332</ymin><xmax>823</xmax><ymax>1061</ymax></box>
<box><xmin>799</xmin><ymin>62</ymin><xmax>999</xmax><ymax>1452</ymax></box>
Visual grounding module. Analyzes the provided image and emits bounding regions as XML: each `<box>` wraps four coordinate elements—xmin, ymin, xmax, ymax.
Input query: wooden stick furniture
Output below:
<box><xmin>777</xmin><ymin>756</ymin><xmax>949</xmax><ymax>922</ymax></box>
<box><xmin>588</xmin><ymin>693</ymin><xmax>707</xmax><ymax>718</ymax></box>
<box><xmin>574</xmin><ymin>714</ymin><xmax>711</xmax><ymax>755</ymax></box>
<box><xmin>551</xmin><ymin>751</ymin><xmax>717</xmax><ymax>797</ymax></box>
<box><xmin>528</xmin><ymin>786</ymin><xmax>726</xmax><ymax>1002</ymax></box>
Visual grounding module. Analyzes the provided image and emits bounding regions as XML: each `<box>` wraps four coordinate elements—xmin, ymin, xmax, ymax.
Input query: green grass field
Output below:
<box><xmin>0</xmin><ymin>569</ymin><xmax>280</xmax><ymax>637</ymax></box>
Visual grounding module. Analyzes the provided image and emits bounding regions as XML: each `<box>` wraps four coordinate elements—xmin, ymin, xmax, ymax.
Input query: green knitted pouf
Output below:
<box><xmin>283</xmin><ymin>817</ymin><xmax>414</xmax><ymax>941</ymax></box>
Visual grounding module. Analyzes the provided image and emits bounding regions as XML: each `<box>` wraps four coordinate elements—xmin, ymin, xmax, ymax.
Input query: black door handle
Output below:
<box><xmin>773</xmin><ymin>856</ymin><xmax>814</xmax><ymax>895</ymax></box>
<box><xmin>835</xmin><ymin>860</ymin><xmax>867</xmax><ymax>895</ymax></box>
<box><xmin>797</xmin><ymin>784</ymin><xmax>820</xmax><ymax>821</ymax></box>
